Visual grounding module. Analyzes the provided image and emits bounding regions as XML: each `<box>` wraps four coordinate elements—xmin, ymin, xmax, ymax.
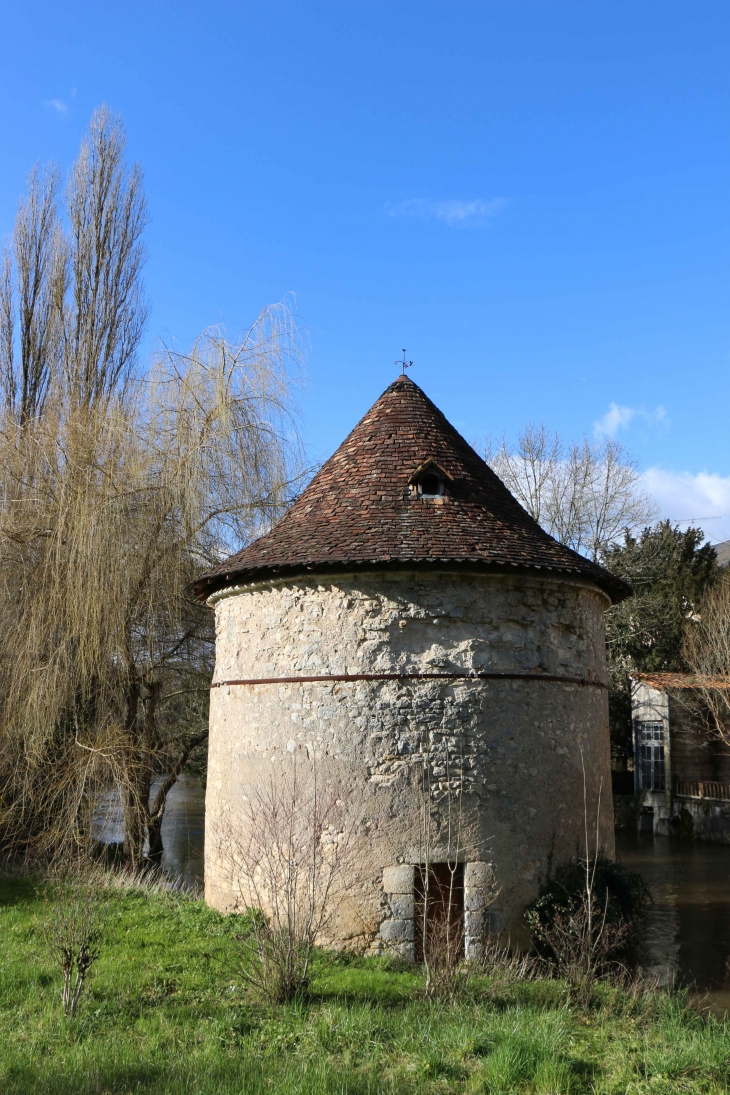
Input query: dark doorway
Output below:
<box><xmin>414</xmin><ymin>862</ymin><xmax>464</xmax><ymax>962</ymax></box>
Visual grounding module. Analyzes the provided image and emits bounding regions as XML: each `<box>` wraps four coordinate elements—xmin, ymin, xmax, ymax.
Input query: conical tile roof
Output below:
<box><xmin>192</xmin><ymin>375</ymin><xmax>630</xmax><ymax>603</ymax></box>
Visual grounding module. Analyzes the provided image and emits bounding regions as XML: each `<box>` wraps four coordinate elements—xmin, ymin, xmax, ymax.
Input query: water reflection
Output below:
<box><xmin>617</xmin><ymin>831</ymin><xmax>730</xmax><ymax>1012</ymax></box>
<box><xmin>92</xmin><ymin>773</ymin><xmax>205</xmax><ymax>891</ymax></box>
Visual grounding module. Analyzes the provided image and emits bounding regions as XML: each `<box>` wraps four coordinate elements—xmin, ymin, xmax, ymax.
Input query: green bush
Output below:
<box><xmin>525</xmin><ymin>855</ymin><xmax>650</xmax><ymax>953</ymax></box>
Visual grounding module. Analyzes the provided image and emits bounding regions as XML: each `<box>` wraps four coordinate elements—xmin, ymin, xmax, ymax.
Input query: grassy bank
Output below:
<box><xmin>1</xmin><ymin>874</ymin><xmax>729</xmax><ymax>1094</ymax></box>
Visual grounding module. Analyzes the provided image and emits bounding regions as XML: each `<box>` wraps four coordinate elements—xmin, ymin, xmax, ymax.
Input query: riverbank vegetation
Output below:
<box><xmin>2</xmin><ymin>872</ymin><xmax>729</xmax><ymax>1095</ymax></box>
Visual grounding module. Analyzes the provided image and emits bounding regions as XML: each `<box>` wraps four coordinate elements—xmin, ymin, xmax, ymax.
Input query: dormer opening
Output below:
<box><xmin>418</xmin><ymin>473</ymin><xmax>444</xmax><ymax>497</ymax></box>
<box><xmin>409</xmin><ymin>458</ymin><xmax>452</xmax><ymax>500</ymax></box>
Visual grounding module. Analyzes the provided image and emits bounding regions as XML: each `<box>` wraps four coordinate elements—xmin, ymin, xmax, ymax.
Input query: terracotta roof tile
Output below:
<box><xmin>192</xmin><ymin>376</ymin><xmax>631</xmax><ymax>603</ymax></box>
<box><xmin>629</xmin><ymin>672</ymin><xmax>730</xmax><ymax>691</ymax></box>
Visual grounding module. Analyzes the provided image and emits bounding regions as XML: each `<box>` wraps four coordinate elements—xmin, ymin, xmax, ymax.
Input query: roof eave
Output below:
<box><xmin>191</xmin><ymin>557</ymin><xmax>631</xmax><ymax>605</ymax></box>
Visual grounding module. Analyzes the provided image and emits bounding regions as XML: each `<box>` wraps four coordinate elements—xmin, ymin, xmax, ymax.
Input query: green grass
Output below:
<box><xmin>1</xmin><ymin>873</ymin><xmax>729</xmax><ymax>1094</ymax></box>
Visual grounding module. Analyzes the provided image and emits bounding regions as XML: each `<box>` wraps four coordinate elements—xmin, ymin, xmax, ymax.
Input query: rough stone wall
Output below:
<box><xmin>205</xmin><ymin>570</ymin><xmax>614</xmax><ymax>943</ymax></box>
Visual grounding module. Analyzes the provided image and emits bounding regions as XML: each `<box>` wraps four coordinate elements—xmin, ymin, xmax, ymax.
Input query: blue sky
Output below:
<box><xmin>2</xmin><ymin>1</ymin><xmax>730</xmax><ymax>541</ymax></box>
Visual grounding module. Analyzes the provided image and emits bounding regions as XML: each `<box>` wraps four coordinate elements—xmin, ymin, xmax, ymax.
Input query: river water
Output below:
<box><xmin>95</xmin><ymin>778</ymin><xmax>730</xmax><ymax>1010</ymax></box>
<box><xmin>616</xmin><ymin>830</ymin><xmax>730</xmax><ymax>1013</ymax></box>
<box><xmin>92</xmin><ymin>773</ymin><xmax>205</xmax><ymax>891</ymax></box>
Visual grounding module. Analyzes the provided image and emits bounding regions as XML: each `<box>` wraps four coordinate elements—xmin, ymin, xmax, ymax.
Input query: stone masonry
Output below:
<box><xmin>204</xmin><ymin>569</ymin><xmax>615</xmax><ymax>945</ymax></box>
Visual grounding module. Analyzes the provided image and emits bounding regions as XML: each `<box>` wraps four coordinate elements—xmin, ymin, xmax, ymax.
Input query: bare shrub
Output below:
<box><xmin>413</xmin><ymin>744</ymin><xmax>501</xmax><ymax>999</ymax></box>
<box><xmin>524</xmin><ymin>760</ymin><xmax>646</xmax><ymax>1001</ymax></box>
<box><xmin>413</xmin><ymin>747</ymin><xmax>469</xmax><ymax>998</ymax></box>
<box><xmin>216</xmin><ymin>765</ymin><xmax>353</xmax><ymax>1003</ymax></box>
<box><xmin>415</xmin><ymin>870</ymin><xmax>523</xmax><ymax>1001</ymax></box>
<box><xmin>527</xmin><ymin>891</ymin><xmax>632</xmax><ymax>1001</ymax></box>
<box><xmin>40</xmin><ymin>874</ymin><xmax>113</xmax><ymax>1016</ymax></box>
<box><xmin>421</xmin><ymin>865</ymin><xmax>536</xmax><ymax>1000</ymax></box>
<box><xmin>417</xmin><ymin>872</ymin><xmax>467</xmax><ymax>1000</ymax></box>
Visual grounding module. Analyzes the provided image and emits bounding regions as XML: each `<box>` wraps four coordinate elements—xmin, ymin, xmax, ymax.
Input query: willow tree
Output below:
<box><xmin>0</xmin><ymin>108</ymin><xmax>303</xmax><ymax>863</ymax></box>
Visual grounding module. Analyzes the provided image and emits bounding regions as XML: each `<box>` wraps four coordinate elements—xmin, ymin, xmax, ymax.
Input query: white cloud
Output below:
<box><xmin>593</xmin><ymin>401</ymin><xmax>668</xmax><ymax>439</ymax></box>
<box><xmin>43</xmin><ymin>98</ymin><xmax>68</xmax><ymax>114</ymax></box>
<box><xmin>385</xmin><ymin>197</ymin><xmax>507</xmax><ymax>226</ymax></box>
<box><xmin>593</xmin><ymin>402</ymin><xmax>636</xmax><ymax>437</ymax></box>
<box><xmin>642</xmin><ymin>468</ymin><xmax>730</xmax><ymax>544</ymax></box>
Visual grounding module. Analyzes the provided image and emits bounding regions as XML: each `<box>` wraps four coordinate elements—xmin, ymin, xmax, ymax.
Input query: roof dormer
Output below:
<box><xmin>408</xmin><ymin>458</ymin><xmax>453</xmax><ymax>499</ymax></box>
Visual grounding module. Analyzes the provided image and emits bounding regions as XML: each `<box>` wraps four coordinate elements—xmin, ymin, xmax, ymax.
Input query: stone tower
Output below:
<box><xmin>193</xmin><ymin>376</ymin><xmax>629</xmax><ymax>953</ymax></box>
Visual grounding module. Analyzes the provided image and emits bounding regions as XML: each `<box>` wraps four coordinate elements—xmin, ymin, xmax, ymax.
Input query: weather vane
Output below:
<box><xmin>396</xmin><ymin>349</ymin><xmax>413</xmax><ymax>375</ymax></box>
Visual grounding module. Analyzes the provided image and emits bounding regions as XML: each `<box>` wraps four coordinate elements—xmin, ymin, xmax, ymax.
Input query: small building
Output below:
<box><xmin>630</xmin><ymin>672</ymin><xmax>730</xmax><ymax>842</ymax></box>
<box><xmin>194</xmin><ymin>374</ymin><xmax>630</xmax><ymax>952</ymax></box>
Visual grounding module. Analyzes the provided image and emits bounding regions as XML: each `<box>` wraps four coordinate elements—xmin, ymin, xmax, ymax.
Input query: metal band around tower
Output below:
<box><xmin>211</xmin><ymin>671</ymin><xmax>607</xmax><ymax>689</ymax></box>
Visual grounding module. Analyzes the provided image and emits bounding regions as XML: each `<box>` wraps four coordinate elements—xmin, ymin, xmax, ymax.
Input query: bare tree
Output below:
<box><xmin>483</xmin><ymin>426</ymin><xmax>656</xmax><ymax>561</ymax></box>
<box><xmin>0</xmin><ymin>109</ymin><xmax>305</xmax><ymax>866</ymax></box>
<box><xmin>1</xmin><ymin>107</ymin><xmax>145</xmax><ymax>423</ymax></box>
<box><xmin>683</xmin><ymin>571</ymin><xmax>730</xmax><ymax>743</ymax></box>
